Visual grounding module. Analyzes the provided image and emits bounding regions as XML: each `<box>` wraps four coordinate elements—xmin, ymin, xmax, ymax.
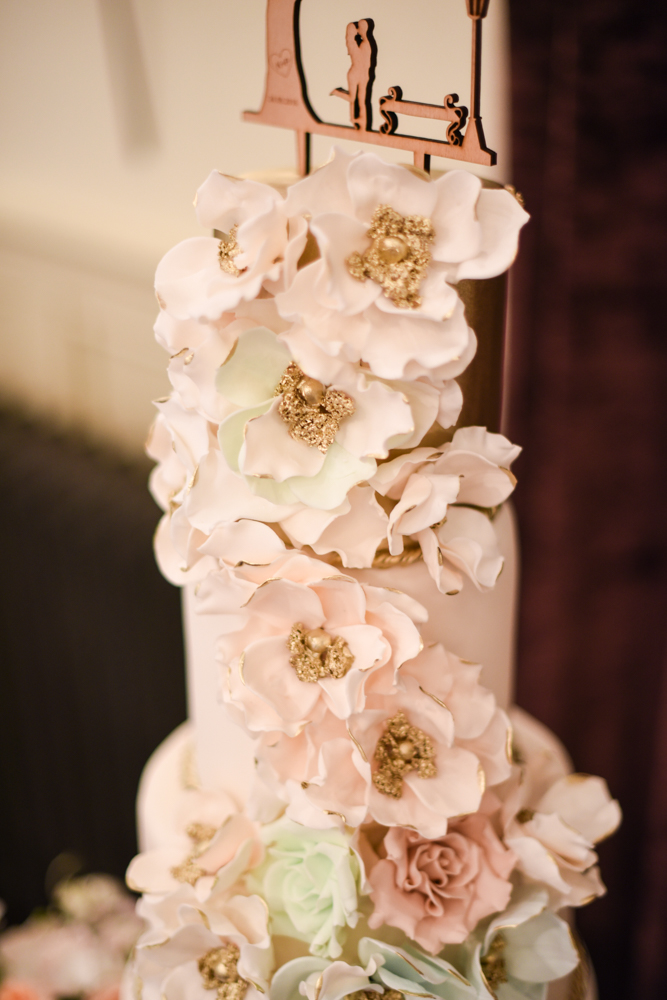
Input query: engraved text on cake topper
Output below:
<box><xmin>244</xmin><ymin>0</ymin><xmax>496</xmax><ymax>175</ymax></box>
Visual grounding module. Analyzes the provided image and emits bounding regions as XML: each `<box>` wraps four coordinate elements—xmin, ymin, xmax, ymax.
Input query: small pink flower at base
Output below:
<box><xmin>0</xmin><ymin>982</ymin><xmax>50</xmax><ymax>1000</ymax></box>
<box><xmin>366</xmin><ymin>818</ymin><xmax>516</xmax><ymax>954</ymax></box>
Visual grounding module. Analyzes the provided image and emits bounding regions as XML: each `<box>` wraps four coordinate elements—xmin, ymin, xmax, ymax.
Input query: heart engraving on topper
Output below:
<box><xmin>270</xmin><ymin>49</ymin><xmax>293</xmax><ymax>77</ymax></box>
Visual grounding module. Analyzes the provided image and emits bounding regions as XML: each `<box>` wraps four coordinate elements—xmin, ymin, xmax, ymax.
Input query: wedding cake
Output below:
<box><xmin>121</xmin><ymin>148</ymin><xmax>621</xmax><ymax>1000</ymax></box>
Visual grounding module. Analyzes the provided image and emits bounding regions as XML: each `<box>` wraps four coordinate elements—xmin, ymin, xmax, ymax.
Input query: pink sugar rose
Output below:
<box><xmin>367</xmin><ymin>814</ymin><xmax>516</xmax><ymax>953</ymax></box>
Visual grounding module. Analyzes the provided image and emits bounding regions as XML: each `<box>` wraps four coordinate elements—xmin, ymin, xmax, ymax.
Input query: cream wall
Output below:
<box><xmin>0</xmin><ymin>0</ymin><xmax>510</xmax><ymax>456</ymax></box>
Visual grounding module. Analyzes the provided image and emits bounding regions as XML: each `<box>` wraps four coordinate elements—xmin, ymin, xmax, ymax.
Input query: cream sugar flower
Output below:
<box><xmin>132</xmin><ymin>890</ymin><xmax>272</xmax><ymax>1000</ymax></box>
<box><xmin>256</xmin><ymin>643</ymin><xmax>512</xmax><ymax>839</ymax></box>
<box><xmin>276</xmin><ymin>148</ymin><xmax>528</xmax><ymax>379</ymax></box>
<box><xmin>371</xmin><ymin>427</ymin><xmax>521</xmax><ymax>593</ymax></box>
<box><xmin>147</xmin><ymin>400</ymin><xmax>387</xmax><ymax>583</ymax></box>
<box><xmin>217</xmin><ymin>573</ymin><xmax>426</xmax><ymax>737</ymax></box>
<box><xmin>499</xmin><ymin>709</ymin><xmax>622</xmax><ymax>909</ymax></box>
<box><xmin>216</xmin><ymin>326</ymin><xmax>440</xmax><ymax>510</ymax></box>
<box><xmin>155</xmin><ymin>170</ymin><xmax>307</xmax><ymax>321</ymax></box>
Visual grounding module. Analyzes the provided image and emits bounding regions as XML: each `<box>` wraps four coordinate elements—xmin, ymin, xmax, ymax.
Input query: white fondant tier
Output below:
<box><xmin>175</xmin><ymin>502</ymin><xmax>518</xmax><ymax>797</ymax></box>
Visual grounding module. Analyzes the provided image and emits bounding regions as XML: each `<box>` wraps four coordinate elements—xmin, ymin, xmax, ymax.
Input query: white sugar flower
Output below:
<box><xmin>498</xmin><ymin>711</ymin><xmax>622</xmax><ymax>909</ymax></box>
<box><xmin>216</xmin><ymin>326</ymin><xmax>438</xmax><ymax>511</ymax></box>
<box><xmin>155</xmin><ymin>171</ymin><xmax>306</xmax><ymax>321</ymax></box>
<box><xmin>261</xmin><ymin>643</ymin><xmax>511</xmax><ymax>838</ymax></box>
<box><xmin>371</xmin><ymin>426</ymin><xmax>521</xmax><ymax>592</ymax></box>
<box><xmin>276</xmin><ymin>149</ymin><xmax>528</xmax><ymax>379</ymax></box>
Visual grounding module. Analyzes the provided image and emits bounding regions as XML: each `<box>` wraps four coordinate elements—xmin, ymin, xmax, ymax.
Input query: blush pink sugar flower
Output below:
<box><xmin>219</xmin><ymin>574</ymin><xmax>426</xmax><ymax>737</ymax></box>
<box><xmin>366</xmin><ymin>813</ymin><xmax>516</xmax><ymax>953</ymax></box>
<box><xmin>255</xmin><ymin>643</ymin><xmax>512</xmax><ymax>838</ymax></box>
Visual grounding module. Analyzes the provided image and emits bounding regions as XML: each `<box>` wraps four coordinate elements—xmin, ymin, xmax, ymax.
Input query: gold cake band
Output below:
<box><xmin>321</xmin><ymin>541</ymin><xmax>424</xmax><ymax>571</ymax></box>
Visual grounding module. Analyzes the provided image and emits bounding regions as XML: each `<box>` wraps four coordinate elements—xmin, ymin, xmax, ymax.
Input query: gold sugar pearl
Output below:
<box><xmin>298</xmin><ymin>376</ymin><xmax>326</xmax><ymax>407</ymax></box>
<box><xmin>398</xmin><ymin>740</ymin><xmax>416</xmax><ymax>760</ymax></box>
<box><xmin>377</xmin><ymin>235</ymin><xmax>409</xmax><ymax>264</ymax></box>
<box><xmin>305</xmin><ymin>627</ymin><xmax>333</xmax><ymax>653</ymax></box>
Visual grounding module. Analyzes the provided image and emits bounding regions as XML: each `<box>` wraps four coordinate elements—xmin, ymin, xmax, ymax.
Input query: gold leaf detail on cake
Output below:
<box><xmin>346</xmin><ymin>205</ymin><xmax>435</xmax><ymax>309</ymax></box>
<box><xmin>275</xmin><ymin>363</ymin><xmax>355</xmax><ymax>453</ymax></box>
<box><xmin>373</xmin><ymin>711</ymin><xmax>437</xmax><ymax>798</ymax></box>
<box><xmin>480</xmin><ymin>935</ymin><xmax>508</xmax><ymax>993</ymax></box>
<box><xmin>199</xmin><ymin>943</ymin><xmax>249</xmax><ymax>1000</ymax></box>
<box><xmin>218</xmin><ymin>226</ymin><xmax>246</xmax><ymax>277</ymax></box>
<box><xmin>287</xmin><ymin>623</ymin><xmax>355</xmax><ymax>683</ymax></box>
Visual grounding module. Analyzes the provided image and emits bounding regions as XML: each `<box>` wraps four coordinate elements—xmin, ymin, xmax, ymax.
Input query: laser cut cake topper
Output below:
<box><xmin>244</xmin><ymin>0</ymin><xmax>496</xmax><ymax>175</ymax></box>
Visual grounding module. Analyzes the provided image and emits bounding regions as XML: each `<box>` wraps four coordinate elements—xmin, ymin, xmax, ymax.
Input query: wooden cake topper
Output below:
<box><xmin>244</xmin><ymin>0</ymin><xmax>496</xmax><ymax>175</ymax></box>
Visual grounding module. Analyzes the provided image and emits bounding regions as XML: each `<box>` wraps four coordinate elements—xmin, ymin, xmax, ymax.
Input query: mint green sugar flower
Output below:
<box><xmin>251</xmin><ymin>819</ymin><xmax>363</xmax><ymax>959</ymax></box>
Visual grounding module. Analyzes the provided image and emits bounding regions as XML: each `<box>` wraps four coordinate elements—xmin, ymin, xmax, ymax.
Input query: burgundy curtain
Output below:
<box><xmin>507</xmin><ymin>1</ymin><xmax>667</xmax><ymax>996</ymax></box>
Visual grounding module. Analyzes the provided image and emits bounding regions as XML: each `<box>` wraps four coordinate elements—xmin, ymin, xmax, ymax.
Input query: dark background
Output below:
<box><xmin>1</xmin><ymin>1</ymin><xmax>666</xmax><ymax>997</ymax></box>
<box><xmin>507</xmin><ymin>1</ymin><xmax>667</xmax><ymax>997</ymax></box>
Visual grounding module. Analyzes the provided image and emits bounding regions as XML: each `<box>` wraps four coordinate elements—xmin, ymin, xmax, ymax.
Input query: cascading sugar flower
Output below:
<box><xmin>257</xmin><ymin>643</ymin><xmax>512</xmax><ymax>837</ymax></box>
<box><xmin>130</xmin><ymin>889</ymin><xmax>273</xmax><ymax>1000</ymax></box>
<box><xmin>217</xmin><ymin>571</ymin><xmax>426</xmax><ymax>737</ymax></box>
<box><xmin>136</xmin><ymin>131</ymin><xmax>621</xmax><ymax>1000</ymax></box>
<box><xmin>155</xmin><ymin>171</ymin><xmax>307</xmax><ymax>321</ymax></box>
<box><xmin>215</xmin><ymin>325</ymin><xmax>439</xmax><ymax>511</ymax></box>
<box><xmin>371</xmin><ymin>426</ymin><xmax>522</xmax><ymax>593</ymax></box>
<box><xmin>276</xmin><ymin>148</ymin><xmax>529</xmax><ymax>381</ymax></box>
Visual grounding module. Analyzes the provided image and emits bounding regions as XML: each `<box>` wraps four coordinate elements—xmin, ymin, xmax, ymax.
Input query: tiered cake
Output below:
<box><xmin>124</xmin><ymin>150</ymin><xmax>620</xmax><ymax>1000</ymax></box>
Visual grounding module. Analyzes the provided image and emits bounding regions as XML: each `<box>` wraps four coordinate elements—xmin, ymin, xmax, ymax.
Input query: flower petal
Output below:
<box><xmin>216</xmin><ymin>327</ymin><xmax>292</xmax><ymax>406</ymax></box>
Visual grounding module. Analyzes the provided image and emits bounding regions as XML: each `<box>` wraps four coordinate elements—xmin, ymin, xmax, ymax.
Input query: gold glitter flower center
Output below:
<box><xmin>346</xmin><ymin>205</ymin><xmax>435</xmax><ymax>309</ymax></box>
<box><xmin>347</xmin><ymin>992</ymin><xmax>403</xmax><ymax>1000</ymax></box>
<box><xmin>480</xmin><ymin>935</ymin><xmax>508</xmax><ymax>992</ymax></box>
<box><xmin>170</xmin><ymin>821</ymin><xmax>218</xmax><ymax>886</ymax></box>
<box><xmin>373</xmin><ymin>711</ymin><xmax>437</xmax><ymax>798</ymax></box>
<box><xmin>199</xmin><ymin>943</ymin><xmax>249</xmax><ymax>1000</ymax></box>
<box><xmin>287</xmin><ymin>623</ymin><xmax>355</xmax><ymax>683</ymax></box>
<box><xmin>218</xmin><ymin>225</ymin><xmax>246</xmax><ymax>276</ymax></box>
<box><xmin>275</xmin><ymin>363</ymin><xmax>355</xmax><ymax>453</ymax></box>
